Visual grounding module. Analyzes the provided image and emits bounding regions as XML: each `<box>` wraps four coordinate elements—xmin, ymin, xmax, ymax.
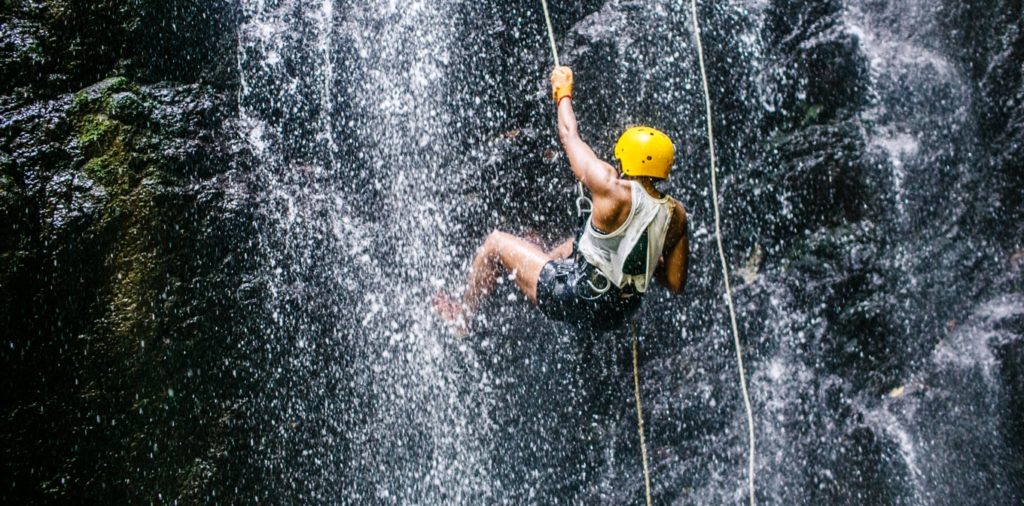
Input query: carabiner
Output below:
<box><xmin>575</xmin><ymin>195</ymin><xmax>592</xmax><ymax>217</ymax></box>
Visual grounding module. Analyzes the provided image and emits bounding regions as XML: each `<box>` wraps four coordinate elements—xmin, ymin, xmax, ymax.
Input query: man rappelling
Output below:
<box><xmin>434</xmin><ymin>66</ymin><xmax>689</xmax><ymax>334</ymax></box>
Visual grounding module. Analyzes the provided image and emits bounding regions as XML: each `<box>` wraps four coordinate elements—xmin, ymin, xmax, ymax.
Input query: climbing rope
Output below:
<box><xmin>539</xmin><ymin>0</ymin><xmax>560</xmax><ymax>67</ymax></box>
<box><xmin>689</xmin><ymin>1</ymin><xmax>757</xmax><ymax>505</ymax></box>
<box><xmin>540</xmin><ymin>2</ymin><xmax>653</xmax><ymax>502</ymax></box>
<box><xmin>540</xmin><ymin>0</ymin><xmax>590</xmax><ymax>218</ymax></box>
<box><xmin>631</xmin><ymin>322</ymin><xmax>653</xmax><ymax>506</ymax></box>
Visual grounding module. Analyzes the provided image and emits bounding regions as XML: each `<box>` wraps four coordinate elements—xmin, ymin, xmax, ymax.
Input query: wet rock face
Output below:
<box><xmin>764</xmin><ymin>0</ymin><xmax>869</xmax><ymax>126</ymax></box>
<box><xmin>764</xmin><ymin>123</ymin><xmax>874</xmax><ymax>238</ymax></box>
<box><xmin>1</xmin><ymin>1</ymin><xmax>252</xmax><ymax>503</ymax></box>
<box><xmin>997</xmin><ymin>330</ymin><xmax>1024</xmax><ymax>469</ymax></box>
<box><xmin>921</xmin><ymin>0</ymin><xmax>1024</xmax><ymax>243</ymax></box>
<box><xmin>1</xmin><ymin>0</ymin><xmax>239</xmax><ymax>101</ymax></box>
<box><xmin>1</xmin><ymin>80</ymin><xmax>252</xmax><ymax>503</ymax></box>
<box><xmin>979</xmin><ymin>3</ymin><xmax>1024</xmax><ymax>242</ymax></box>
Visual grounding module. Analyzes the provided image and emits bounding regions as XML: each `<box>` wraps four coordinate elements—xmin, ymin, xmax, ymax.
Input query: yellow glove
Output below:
<box><xmin>550</xmin><ymin>66</ymin><xmax>573</xmax><ymax>103</ymax></box>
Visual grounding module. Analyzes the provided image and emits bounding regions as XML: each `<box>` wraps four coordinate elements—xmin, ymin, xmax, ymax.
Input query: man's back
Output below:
<box><xmin>586</xmin><ymin>176</ymin><xmax>689</xmax><ymax>294</ymax></box>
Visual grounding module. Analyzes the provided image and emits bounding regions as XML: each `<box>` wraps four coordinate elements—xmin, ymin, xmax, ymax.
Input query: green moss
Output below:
<box><xmin>71</xmin><ymin>77</ymin><xmax>144</xmax><ymax>116</ymax></box>
<box><xmin>82</xmin><ymin>155</ymin><xmax>130</xmax><ymax>188</ymax></box>
<box><xmin>77</xmin><ymin>114</ymin><xmax>119</xmax><ymax>148</ymax></box>
<box><xmin>75</xmin><ymin>110</ymin><xmax>152</xmax><ymax>196</ymax></box>
<box><xmin>103</xmin><ymin>76</ymin><xmax>134</xmax><ymax>95</ymax></box>
<box><xmin>802</xmin><ymin>104</ymin><xmax>823</xmax><ymax>126</ymax></box>
<box><xmin>107</xmin><ymin>92</ymin><xmax>147</xmax><ymax>123</ymax></box>
<box><xmin>73</xmin><ymin>90</ymin><xmax>91</xmax><ymax>109</ymax></box>
<box><xmin>73</xmin><ymin>81</ymin><xmax>156</xmax><ymax>193</ymax></box>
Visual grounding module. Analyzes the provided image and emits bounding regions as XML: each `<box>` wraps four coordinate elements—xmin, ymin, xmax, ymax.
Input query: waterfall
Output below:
<box><xmin>228</xmin><ymin>0</ymin><xmax>1023</xmax><ymax>503</ymax></box>
<box><xmin>237</xmin><ymin>0</ymin><xmax>498</xmax><ymax>501</ymax></box>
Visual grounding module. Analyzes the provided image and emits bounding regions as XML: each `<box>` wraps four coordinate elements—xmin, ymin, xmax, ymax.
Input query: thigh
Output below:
<box><xmin>548</xmin><ymin>237</ymin><xmax>575</xmax><ymax>259</ymax></box>
<box><xmin>490</xmin><ymin>232</ymin><xmax>550</xmax><ymax>303</ymax></box>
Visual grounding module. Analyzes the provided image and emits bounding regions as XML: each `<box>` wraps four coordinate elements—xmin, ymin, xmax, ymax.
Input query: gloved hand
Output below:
<box><xmin>550</xmin><ymin>65</ymin><xmax>573</xmax><ymax>103</ymax></box>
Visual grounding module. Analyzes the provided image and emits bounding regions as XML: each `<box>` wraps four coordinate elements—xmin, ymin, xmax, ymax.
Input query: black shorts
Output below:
<box><xmin>536</xmin><ymin>257</ymin><xmax>642</xmax><ymax>332</ymax></box>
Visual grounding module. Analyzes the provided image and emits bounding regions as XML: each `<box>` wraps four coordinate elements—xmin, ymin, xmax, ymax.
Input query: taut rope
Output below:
<box><xmin>689</xmin><ymin>1</ymin><xmax>757</xmax><ymax>504</ymax></box>
<box><xmin>631</xmin><ymin>322</ymin><xmax>653</xmax><ymax>506</ymax></box>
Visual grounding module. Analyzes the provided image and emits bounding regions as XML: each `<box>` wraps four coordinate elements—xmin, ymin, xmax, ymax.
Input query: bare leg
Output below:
<box><xmin>435</xmin><ymin>231</ymin><xmax>553</xmax><ymax>331</ymax></box>
<box><xmin>522</xmin><ymin>229</ymin><xmax>544</xmax><ymax>247</ymax></box>
<box><xmin>464</xmin><ymin>231</ymin><xmax>549</xmax><ymax>309</ymax></box>
<box><xmin>549</xmin><ymin>237</ymin><xmax>575</xmax><ymax>260</ymax></box>
<box><xmin>434</xmin><ymin>233</ymin><xmax>581</xmax><ymax>334</ymax></box>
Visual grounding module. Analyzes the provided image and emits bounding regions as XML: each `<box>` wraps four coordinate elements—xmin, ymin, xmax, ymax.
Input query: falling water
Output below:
<box><xmin>228</xmin><ymin>0</ymin><xmax>1022</xmax><ymax>503</ymax></box>
<box><xmin>235</xmin><ymin>0</ymin><xmax>507</xmax><ymax>502</ymax></box>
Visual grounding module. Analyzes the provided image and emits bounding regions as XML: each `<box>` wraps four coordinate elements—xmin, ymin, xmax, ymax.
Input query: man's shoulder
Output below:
<box><xmin>607</xmin><ymin>179</ymin><xmax>635</xmax><ymax>202</ymax></box>
<box><xmin>667</xmin><ymin>197</ymin><xmax>687</xmax><ymax>228</ymax></box>
<box><xmin>666</xmin><ymin>195</ymin><xmax>686</xmax><ymax>215</ymax></box>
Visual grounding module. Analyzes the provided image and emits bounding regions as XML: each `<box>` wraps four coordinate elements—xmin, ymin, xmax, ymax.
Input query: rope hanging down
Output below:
<box><xmin>540</xmin><ymin>2</ymin><xmax>653</xmax><ymax>504</ymax></box>
<box><xmin>689</xmin><ymin>1</ymin><xmax>757</xmax><ymax>504</ymax></box>
<box><xmin>539</xmin><ymin>0</ymin><xmax>560</xmax><ymax>67</ymax></box>
<box><xmin>539</xmin><ymin>0</ymin><xmax>590</xmax><ymax>217</ymax></box>
<box><xmin>631</xmin><ymin>323</ymin><xmax>653</xmax><ymax>506</ymax></box>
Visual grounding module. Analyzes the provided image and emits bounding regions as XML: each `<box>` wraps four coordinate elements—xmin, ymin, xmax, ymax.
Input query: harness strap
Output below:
<box><xmin>571</xmin><ymin>182</ymin><xmax>592</xmax><ymax>260</ymax></box>
<box><xmin>569</xmin><ymin>184</ymin><xmax>614</xmax><ymax>299</ymax></box>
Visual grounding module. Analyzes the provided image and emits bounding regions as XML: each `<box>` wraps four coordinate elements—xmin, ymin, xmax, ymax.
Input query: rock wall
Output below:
<box><xmin>1</xmin><ymin>1</ymin><xmax>254</xmax><ymax>502</ymax></box>
<box><xmin>1</xmin><ymin>0</ymin><xmax>1022</xmax><ymax>503</ymax></box>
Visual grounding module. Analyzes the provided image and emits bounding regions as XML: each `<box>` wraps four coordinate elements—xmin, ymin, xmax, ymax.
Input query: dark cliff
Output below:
<box><xmin>1</xmin><ymin>0</ymin><xmax>1022</xmax><ymax>503</ymax></box>
<box><xmin>1</xmin><ymin>1</ymin><xmax>255</xmax><ymax>502</ymax></box>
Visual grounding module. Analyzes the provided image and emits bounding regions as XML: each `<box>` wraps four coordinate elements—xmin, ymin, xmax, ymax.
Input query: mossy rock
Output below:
<box><xmin>2</xmin><ymin>0</ymin><xmax>250</xmax><ymax>501</ymax></box>
<box><xmin>107</xmin><ymin>91</ymin><xmax>148</xmax><ymax>123</ymax></box>
<box><xmin>69</xmin><ymin>77</ymin><xmax>166</xmax><ymax>197</ymax></box>
<box><xmin>81</xmin><ymin>154</ymin><xmax>132</xmax><ymax>189</ymax></box>
<box><xmin>76</xmin><ymin>113</ymin><xmax>120</xmax><ymax>150</ymax></box>
<box><xmin>72</xmin><ymin>77</ymin><xmax>142</xmax><ymax>113</ymax></box>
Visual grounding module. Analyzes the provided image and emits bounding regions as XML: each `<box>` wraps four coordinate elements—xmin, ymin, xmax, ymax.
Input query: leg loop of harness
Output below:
<box><xmin>573</xmin><ymin>263</ymin><xmax>612</xmax><ymax>301</ymax></box>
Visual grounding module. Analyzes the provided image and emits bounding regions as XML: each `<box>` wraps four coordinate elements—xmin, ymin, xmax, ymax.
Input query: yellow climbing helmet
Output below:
<box><xmin>614</xmin><ymin>126</ymin><xmax>675</xmax><ymax>179</ymax></box>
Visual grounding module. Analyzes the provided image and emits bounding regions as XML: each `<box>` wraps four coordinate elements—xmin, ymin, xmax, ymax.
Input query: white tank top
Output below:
<box><xmin>577</xmin><ymin>182</ymin><xmax>674</xmax><ymax>293</ymax></box>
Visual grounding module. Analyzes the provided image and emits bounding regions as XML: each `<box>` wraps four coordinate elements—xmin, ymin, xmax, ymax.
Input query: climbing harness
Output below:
<box><xmin>689</xmin><ymin>0</ymin><xmax>757</xmax><ymax>504</ymax></box>
<box><xmin>570</xmin><ymin>186</ymin><xmax>614</xmax><ymax>301</ymax></box>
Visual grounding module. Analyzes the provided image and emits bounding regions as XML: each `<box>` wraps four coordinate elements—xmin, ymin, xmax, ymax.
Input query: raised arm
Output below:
<box><xmin>551</xmin><ymin>66</ymin><xmax>619</xmax><ymax>197</ymax></box>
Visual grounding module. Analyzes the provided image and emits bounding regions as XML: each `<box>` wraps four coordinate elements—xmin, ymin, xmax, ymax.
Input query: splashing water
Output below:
<box><xmin>230</xmin><ymin>0</ymin><xmax>1023</xmax><ymax>503</ymax></box>
<box><xmin>238</xmin><ymin>0</ymin><xmax>499</xmax><ymax>501</ymax></box>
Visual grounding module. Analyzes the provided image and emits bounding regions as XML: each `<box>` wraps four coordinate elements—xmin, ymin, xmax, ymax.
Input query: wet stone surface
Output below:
<box><xmin>1</xmin><ymin>0</ymin><xmax>1023</xmax><ymax>503</ymax></box>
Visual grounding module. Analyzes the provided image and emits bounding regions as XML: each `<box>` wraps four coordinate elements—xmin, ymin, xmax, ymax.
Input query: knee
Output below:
<box><xmin>483</xmin><ymin>230</ymin><xmax>509</xmax><ymax>251</ymax></box>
